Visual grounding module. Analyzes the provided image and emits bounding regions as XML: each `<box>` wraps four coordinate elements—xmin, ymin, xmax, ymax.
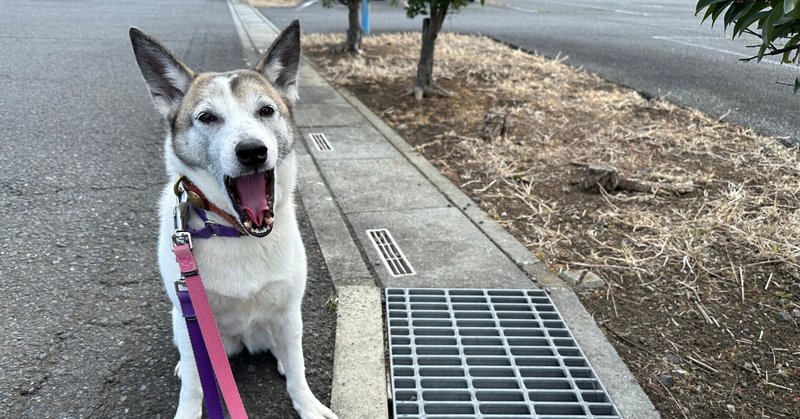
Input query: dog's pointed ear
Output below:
<box><xmin>254</xmin><ymin>20</ymin><xmax>300</xmax><ymax>104</ymax></box>
<box><xmin>129</xmin><ymin>27</ymin><xmax>195</xmax><ymax>117</ymax></box>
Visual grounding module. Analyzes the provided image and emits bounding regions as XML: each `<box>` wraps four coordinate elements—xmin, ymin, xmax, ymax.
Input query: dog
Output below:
<box><xmin>129</xmin><ymin>21</ymin><xmax>337</xmax><ymax>419</ymax></box>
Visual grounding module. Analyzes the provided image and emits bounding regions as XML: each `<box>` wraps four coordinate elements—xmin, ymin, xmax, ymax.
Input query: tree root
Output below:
<box><xmin>402</xmin><ymin>83</ymin><xmax>455</xmax><ymax>100</ymax></box>
<box><xmin>574</xmin><ymin>163</ymin><xmax>695</xmax><ymax>195</ymax></box>
<box><xmin>330</xmin><ymin>43</ymin><xmax>361</xmax><ymax>54</ymax></box>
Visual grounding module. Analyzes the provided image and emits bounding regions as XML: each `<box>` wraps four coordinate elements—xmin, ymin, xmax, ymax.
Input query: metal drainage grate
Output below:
<box><xmin>367</xmin><ymin>229</ymin><xmax>415</xmax><ymax>277</ymax></box>
<box><xmin>309</xmin><ymin>132</ymin><xmax>333</xmax><ymax>151</ymax></box>
<box><xmin>385</xmin><ymin>288</ymin><xmax>620</xmax><ymax>418</ymax></box>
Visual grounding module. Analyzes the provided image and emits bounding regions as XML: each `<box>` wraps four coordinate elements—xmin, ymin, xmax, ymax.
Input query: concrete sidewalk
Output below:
<box><xmin>229</xmin><ymin>1</ymin><xmax>660</xmax><ymax>417</ymax></box>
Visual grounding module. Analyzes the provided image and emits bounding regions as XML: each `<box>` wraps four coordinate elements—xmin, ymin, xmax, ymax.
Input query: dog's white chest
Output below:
<box><xmin>206</xmin><ymin>279</ymin><xmax>296</xmax><ymax>336</ymax></box>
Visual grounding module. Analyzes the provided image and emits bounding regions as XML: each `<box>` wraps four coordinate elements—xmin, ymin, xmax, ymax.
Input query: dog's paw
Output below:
<box><xmin>174</xmin><ymin>362</ymin><xmax>181</xmax><ymax>378</ymax></box>
<box><xmin>295</xmin><ymin>399</ymin><xmax>338</xmax><ymax>419</ymax></box>
<box><xmin>173</xmin><ymin>404</ymin><xmax>202</xmax><ymax>419</ymax></box>
<box><xmin>277</xmin><ymin>359</ymin><xmax>285</xmax><ymax>376</ymax></box>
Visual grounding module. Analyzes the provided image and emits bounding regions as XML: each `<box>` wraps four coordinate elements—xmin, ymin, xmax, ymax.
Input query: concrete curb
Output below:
<box><xmin>226</xmin><ymin>2</ymin><xmax>389</xmax><ymax>418</ymax></box>
<box><xmin>329</xmin><ymin>285</ymin><xmax>389</xmax><ymax>419</ymax></box>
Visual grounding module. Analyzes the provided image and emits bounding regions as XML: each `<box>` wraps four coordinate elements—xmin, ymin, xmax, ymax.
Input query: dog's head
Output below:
<box><xmin>130</xmin><ymin>21</ymin><xmax>301</xmax><ymax>237</ymax></box>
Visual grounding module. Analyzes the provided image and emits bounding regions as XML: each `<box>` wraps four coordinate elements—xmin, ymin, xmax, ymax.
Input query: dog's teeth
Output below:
<box><xmin>244</xmin><ymin>220</ymin><xmax>253</xmax><ymax>228</ymax></box>
<box><xmin>265</xmin><ymin>217</ymin><xmax>274</xmax><ymax>225</ymax></box>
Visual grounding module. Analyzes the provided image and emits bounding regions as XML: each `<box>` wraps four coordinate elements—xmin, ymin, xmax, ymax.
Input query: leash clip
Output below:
<box><xmin>172</xmin><ymin>176</ymin><xmax>193</xmax><ymax>247</ymax></box>
<box><xmin>174</xmin><ymin>279</ymin><xmax>188</xmax><ymax>294</ymax></box>
<box><xmin>174</xmin><ymin>199</ymin><xmax>189</xmax><ymax>231</ymax></box>
<box><xmin>173</xmin><ymin>175</ymin><xmax>188</xmax><ymax>199</ymax></box>
<box><xmin>172</xmin><ymin>230</ymin><xmax>193</xmax><ymax>248</ymax></box>
<box><xmin>172</xmin><ymin>204</ymin><xmax>194</xmax><ymax>252</ymax></box>
<box><xmin>172</xmin><ymin>199</ymin><xmax>194</xmax><ymax>248</ymax></box>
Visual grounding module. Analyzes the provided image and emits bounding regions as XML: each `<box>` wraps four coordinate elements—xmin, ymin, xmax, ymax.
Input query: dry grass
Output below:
<box><xmin>304</xmin><ymin>32</ymin><xmax>800</xmax><ymax>417</ymax></box>
<box><xmin>244</xmin><ymin>0</ymin><xmax>300</xmax><ymax>7</ymax></box>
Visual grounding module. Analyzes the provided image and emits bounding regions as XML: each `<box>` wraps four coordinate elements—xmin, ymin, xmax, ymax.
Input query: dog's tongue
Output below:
<box><xmin>235</xmin><ymin>173</ymin><xmax>269</xmax><ymax>226</ymax></box>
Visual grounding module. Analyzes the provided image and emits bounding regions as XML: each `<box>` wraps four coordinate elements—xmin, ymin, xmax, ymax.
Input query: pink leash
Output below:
<box><xmin>174</xmin><ymin>243</ymin><xmax>249</xmax><ymax>419</ymax></box>
<box><xmin>171</xmin><ymin>177</ymin><xmax>249</xmax><ymax>419</ymax></box>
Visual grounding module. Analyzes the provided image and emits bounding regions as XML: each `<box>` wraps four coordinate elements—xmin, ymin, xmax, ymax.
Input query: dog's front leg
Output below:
<box><xmin>272</xmin><ymin>306</ymin><xmax>338</xmax><ymax>419</ymax></box>
<box><xmin>171</xmin><ymin>307</ymin><xmax>204</xmax><ymax>419</ymax></box>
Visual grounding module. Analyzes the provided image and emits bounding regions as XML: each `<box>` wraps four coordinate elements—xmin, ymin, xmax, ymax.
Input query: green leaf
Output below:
<box><xmin>762</xmin><ymin>5</ymin><xmax>786</xmax><ymax>43</ymax></box>
<box><xmin>696</xmin><ymin>0</ymin><xmax>730</xmax><ymax>14</ymax></box>
<box><xmin>756</xmin><ymin>42</ymin><xmax>768</xmax><ymax>61</ymax></box>
<box><xmin>733</xmin><ymin>9</ymin><xmax>769</xmax><ymax>37</ymax></box>
<box><xmin>784</xmin><ymin>0</ymin><xmax>798</xmax><ymax>14</ymax></box>
<box><xmin>711</xmin><ymin>0</ymin><xmax>733</xmax><ymax>23</ymax></box>
<box><xmin>702</xmin><ymin>4</ymin><xmax>718</xmax><ymax>23</ymax></box>
<box><xmin>779</xmin><ymin>34</ymin><xmax>800</xmax><ymax>61</ymax></box>
<box><xmin>775</xmin><ymin>15</ymin><xmax>796</xmax><ymax>25</ymax></box>
<box><xmin>724</xmin><ymin>2</ymin><xmax>755</xmax><ymax>28</ymax></box>
<box><xmin>794</xmin><ymin>77</ymin><xmax>800</xmax><ymax>93</ymax></box>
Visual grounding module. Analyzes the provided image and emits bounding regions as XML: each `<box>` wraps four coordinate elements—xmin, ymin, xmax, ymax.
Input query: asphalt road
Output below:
<box><xmin>0</xmin><ymin>0</ymin><xmax>334</xmax><ymax>417</ymax></box>
<box><xmin>262</xmin><ymin>0</ymin><xmax>800</xmax><ymax>142</ymax></box>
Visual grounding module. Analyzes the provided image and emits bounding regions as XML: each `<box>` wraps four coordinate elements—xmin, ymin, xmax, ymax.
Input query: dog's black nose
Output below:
<box><xmin>235</xmin><ymin>140</ymin><xmax>268</xmax><ymax>167</ymax></box>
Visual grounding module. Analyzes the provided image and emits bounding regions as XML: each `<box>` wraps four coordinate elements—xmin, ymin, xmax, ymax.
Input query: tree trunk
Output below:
<box><xmin>345</xmin><ymin>0</ymin><xmax>362</xmax><ymax>53</ymax></box>
<box><xmin>410</xmin><ymin>5</ymin><xmax>452</xmax><ymax>100</ymax></box>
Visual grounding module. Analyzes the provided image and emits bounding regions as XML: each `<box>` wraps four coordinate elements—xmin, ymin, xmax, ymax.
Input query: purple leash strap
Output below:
<box><xmin>176</xmin><ymin>286</ymin><xmax>225</xmax><ymax>419</ymax></box>
<box><xmin>188</xmin><ymin>206</ymin><xmax>242</xmax><ymax>238</ymax></box>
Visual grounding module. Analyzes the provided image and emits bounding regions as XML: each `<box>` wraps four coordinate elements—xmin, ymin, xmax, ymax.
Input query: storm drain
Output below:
<box><xmin>368</xmin><ymin>229</ymin><xmax>415</xmax><ymax>277</ymax></box>
<box><xmin>385</xmin><ymin>288</ymin><xmax>620</xmax><ymax>418</ymax></box>
<box><xmin>309</xmin><ymin>132</ymin><xmax>333</xmax><ymax>151</ymax></box>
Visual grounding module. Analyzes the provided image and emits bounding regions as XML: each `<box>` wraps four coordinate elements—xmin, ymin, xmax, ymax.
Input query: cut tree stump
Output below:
<box><xmin>575</xmin><ymin>163</ymin><xmax>695</xmax><ymax>195</ymax></box>
<box><xmin>477</xmin><ymin>112</ymin><xmax>508</xmax><ymax>141</ymax></box>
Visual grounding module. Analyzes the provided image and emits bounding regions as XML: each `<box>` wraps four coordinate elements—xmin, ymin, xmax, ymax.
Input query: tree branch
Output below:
<box><xmin>740</xmin><ymin>43</ymin><xmax>800</xmax><ymax>62</ymax></box>
<box><xmin>742</xmin><ymin>28</ymin><xmax>777</xmax><ymax>51</ymax></box>
<box><xmin>743</xmin><ymin>28</ymin><xmax>762</xmax><ymax>39</ymax></box>
<box><xmin>739</xmin><ymin>27</ymin><xmax>800</xmax><ymax>63</ymax></box>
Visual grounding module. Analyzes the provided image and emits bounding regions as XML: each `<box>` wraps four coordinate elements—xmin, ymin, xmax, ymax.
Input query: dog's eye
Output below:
<box><xmin>197</xmin><ymin>112</ymin><xmax>219</xmax><ymax>124</ymax></box>
<box><xmin>258</xmin><ymin>105</ymin><xmax>275</xmax><ymax>118</ymax></box>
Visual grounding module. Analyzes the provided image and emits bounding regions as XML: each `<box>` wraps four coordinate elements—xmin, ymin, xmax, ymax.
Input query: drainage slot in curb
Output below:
<box><xmin>386</xmin><ymin>288</ymin><xmax>621</xmax><ymax>418</ymax></box>
<box><xmin>367</xmin><ymin>229</ymin><xmax>415</xmax><ymax>277</ymax></box>
<box><xmin>308</xmin><ymin>132</ymin><xmax>333</xmax><ymax>151</ymax></box>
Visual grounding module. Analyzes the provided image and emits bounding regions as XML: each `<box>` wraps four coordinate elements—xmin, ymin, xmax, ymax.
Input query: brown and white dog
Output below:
<box><xmin>130</xmin><ymin>21</ymin><xmax>337</xmax><ymax>419</ymax></box>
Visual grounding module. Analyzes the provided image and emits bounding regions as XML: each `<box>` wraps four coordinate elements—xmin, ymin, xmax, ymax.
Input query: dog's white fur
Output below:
<box><xmin>130</xmin><ymin>22</ymin><xmax>337</xmax><ymax>419</ymax></box>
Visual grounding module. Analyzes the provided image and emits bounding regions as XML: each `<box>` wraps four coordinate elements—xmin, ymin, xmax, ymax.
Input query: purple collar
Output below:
<box><xmin>188</xmin><ymin>206</ymin><xmax>243</xmax><ymax>239</ymax></box>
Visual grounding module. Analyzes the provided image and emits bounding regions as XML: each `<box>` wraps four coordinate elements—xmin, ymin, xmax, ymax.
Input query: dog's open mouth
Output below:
<box><xmin>224</xmin><ymin>170</ymin><xmax>275</xmax><ymax>237</ymax></box>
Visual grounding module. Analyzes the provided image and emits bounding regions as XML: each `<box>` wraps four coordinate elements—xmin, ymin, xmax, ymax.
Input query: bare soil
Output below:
<box><xmin>303</xmin><ymin>32</ymin><xmax>800</xmax><ymax>418</ymax></box>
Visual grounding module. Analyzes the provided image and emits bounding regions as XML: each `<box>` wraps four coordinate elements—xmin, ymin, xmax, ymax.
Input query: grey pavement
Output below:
<box><xmin>262</xmin><ymin>0</ymin><xmax>800</xmax><ymax>144</ymax></box>
<box><xmin>1</xmin><ymin>0</ymin><xmax>334</xmax><ymax>417</ymax></box>
<box><xmin>237</xmin><ymin>2</ymin><xmax>660</xmax><ymax>418</ymax></box>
